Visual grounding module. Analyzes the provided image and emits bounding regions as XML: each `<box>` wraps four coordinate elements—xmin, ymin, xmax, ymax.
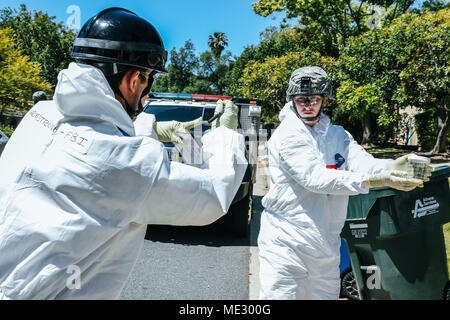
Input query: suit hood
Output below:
<box><xmin>53</xmin><ymin>62</ymin><xmax>135</xmax><ymax>136</ymax></box>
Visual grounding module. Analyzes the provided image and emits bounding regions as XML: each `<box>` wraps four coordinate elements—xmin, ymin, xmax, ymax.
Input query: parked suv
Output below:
<box><xmin>0</xmin><ymin>129</ymin><xmax>9</xmax><ymax>157</ymax></box>
<box><xmin>142</xmin><ymin>93</ymin><xmax>262</xmax><ymax>236</ymax></box>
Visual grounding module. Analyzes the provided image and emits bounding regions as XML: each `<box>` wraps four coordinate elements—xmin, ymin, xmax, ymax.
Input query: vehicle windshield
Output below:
<box><xmin>144</xmin><ymin>105</ymin><xmax>204</xmax><ymax>122</ymax></box>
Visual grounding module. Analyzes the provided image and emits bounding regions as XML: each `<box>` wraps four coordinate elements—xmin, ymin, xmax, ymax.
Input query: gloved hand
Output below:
<box><xmin>366</xmin><ymin>170</ymin><xmax>424</xmax><ymax>191</ymax></box>
<box><xmin>211</xmin><ymin>99</ymin><xmax>238</xmax><ymax>131</ymax></box>
<box><xmin>385</xmin><ymin>153</ymin><xmax>433</xmax><ymax>182</ymax></box>
<box><xmin>153</xmin><ymin>117</ymin><xmax>202</xmax><ymax>144</ymax></box>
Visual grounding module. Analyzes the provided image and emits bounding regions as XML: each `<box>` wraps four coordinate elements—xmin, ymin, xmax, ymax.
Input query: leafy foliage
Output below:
<box><xmin>0</xmin><ymin>27</ymin><xmax>51</xmax><ymax>116</ymax></box>
<box><xmin>152</xmin><ymin>40</ymin><xmax>199</xmax><ymax>93</ymax></box>
<box><xmin>208</xmin><ymin>32</ymin><xmax>228</xmax><ymax>59</ymax></box>
<box><xmin>252</xmin><ymin>0</ymin><xmax>416</xmax><ymax>57</ymax></box>
<box><xmin>0</xmin><ymin>4</ymin><xmax>75</xmax><ymax>87</ymax></box>
<box><xmin>0</xmin><ymin>124</ymin><xmax>14</xmax><ymax>137</ymax></box>
<box><xmin>227</xmin><ymin>27</ymin><xmax>308</xmax><ymax>97</ymax></box>
<box><xmin>151</xmin><ymin>40</ymin><xmax>233</xmax><ymax>95</ymax></box>
<box><xmin>337</xmin><ymin>8</ymin><xmax>449</xmax><ymax>150</ymax></box>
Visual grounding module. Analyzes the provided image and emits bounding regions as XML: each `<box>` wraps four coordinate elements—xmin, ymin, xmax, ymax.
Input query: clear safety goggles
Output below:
<box><xmin>139</xmin><ymin>70</ymin><xmax>155</xmax><ymax>84</ymax></box>
<box><xmin>293</xmin><ymin>95</ymin><xmax>322</xmax><ymax>107</ymax></box>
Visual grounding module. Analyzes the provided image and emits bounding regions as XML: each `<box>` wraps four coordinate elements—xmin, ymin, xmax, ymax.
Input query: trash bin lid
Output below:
<box><xmin>346</xmin><ymin>166</ymin><xmax>450</xmax><ymax>222</ymax></box>
<box><xmin>429</xmin><ymin>165</ymin><xmax>450</xmax><ymax>180</ymax></box>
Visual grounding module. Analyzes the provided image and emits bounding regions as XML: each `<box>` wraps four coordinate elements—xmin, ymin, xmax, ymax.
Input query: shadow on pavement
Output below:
<box><xmin>144</xmin><ymin>224</ymin><xmax>248</xmax><ymax>247</ymax></box>
<box><xmin>144</xmin><ymin>195</ymin><xmax>264</xmax><ymax>248</ymax></box>
<box><xmin>250</xmin><ymin>195</ymin><xmax>263</xmax><ymax>247</ymax></box>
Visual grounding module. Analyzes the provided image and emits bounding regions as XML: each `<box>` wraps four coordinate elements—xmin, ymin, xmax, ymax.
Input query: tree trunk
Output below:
<box><xmin>428</xmin><ymin>108</ymin><xmax>450</xmax><ymax>155</ymax></box>
<box><xmin>361</xmin><ymin>113</ymin><xmax>374</xmax><ymax>147</ymax></box>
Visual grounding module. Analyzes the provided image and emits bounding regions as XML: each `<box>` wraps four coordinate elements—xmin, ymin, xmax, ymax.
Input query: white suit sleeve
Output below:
<box><xmin>137</xmin><ymin>126</ymin><xmax>248</xmax><ymax>226</ymax></box>
<box><xmin>344</xmin><ymin>130</ymin><xmax>392</xmax><ymax>174</ymax></box>
<box><xmin>278</xmin><ymin>135</ymin><xmax>369</xmax><ymax>195</ymax></box>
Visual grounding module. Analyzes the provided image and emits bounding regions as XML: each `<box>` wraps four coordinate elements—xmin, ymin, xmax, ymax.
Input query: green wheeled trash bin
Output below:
<box><xmin>340</xmin><ymin>166</ymin><xmax>450</xmax><ymax>300</ymax></box>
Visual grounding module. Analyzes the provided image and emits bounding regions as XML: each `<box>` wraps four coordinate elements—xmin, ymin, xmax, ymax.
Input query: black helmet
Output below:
<box><xmin>71</xmin><ymin>7</ymin><xmax>167</xmax><ymax>74</ymax></box>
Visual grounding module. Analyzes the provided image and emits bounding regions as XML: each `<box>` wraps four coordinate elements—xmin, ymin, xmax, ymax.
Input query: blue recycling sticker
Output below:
<box><xmin>335</xmin><ymin>153</ymin><xmax>345</xmax><ymax>168</ymax></box>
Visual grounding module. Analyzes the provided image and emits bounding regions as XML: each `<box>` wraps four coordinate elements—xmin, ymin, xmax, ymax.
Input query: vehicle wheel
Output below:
<box><xmin>340</xmin><ymin>268</ymin><xmax>360</xmax><ymax>300</ymax></box>
<box><xmin>227</xmin><ymin>184</ymin><xmax>252</xmax><ymax>237</ymax></box>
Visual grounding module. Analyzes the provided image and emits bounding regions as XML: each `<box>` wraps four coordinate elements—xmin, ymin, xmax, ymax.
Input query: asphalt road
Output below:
<box><xmin>120</xmin><ymin>219</ymin><xmax>253</xmax><ymax>300</ymax></box>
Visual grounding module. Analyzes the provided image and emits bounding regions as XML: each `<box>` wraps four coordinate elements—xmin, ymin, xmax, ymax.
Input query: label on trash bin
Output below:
<box><xmin>411</xmin><ymin>196</ymin><xmax>439</xmax><ymax>219</ymax></box>
<box><xmin>349</xmin><ymin>223</ymin><xmax>368</xmax><ymax>239</ymax></box>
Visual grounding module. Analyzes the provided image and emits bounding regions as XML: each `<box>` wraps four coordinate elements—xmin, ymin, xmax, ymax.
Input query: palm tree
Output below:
<box><xmin>208</xmin><ymin>32</ymin><xmax>228</xmax><ymax>59</ymax></box>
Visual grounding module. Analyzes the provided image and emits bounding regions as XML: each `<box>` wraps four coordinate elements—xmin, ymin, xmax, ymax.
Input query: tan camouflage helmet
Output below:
<box><xmin>286</xmin><ymin>66</ymin><xmax>334</xmax><ymax>102</ymax></box>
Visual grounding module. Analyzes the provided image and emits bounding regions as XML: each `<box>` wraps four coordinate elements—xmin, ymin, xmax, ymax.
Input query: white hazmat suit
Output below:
<box><xmin>0</xmin><ymin>62</ymin><xmax>247</xmax><ymax>299</ymax></box>
<box><xmin>258</xmin><ymin>106</ymin><xmax>392</xmax><ymax>300</ymax></box>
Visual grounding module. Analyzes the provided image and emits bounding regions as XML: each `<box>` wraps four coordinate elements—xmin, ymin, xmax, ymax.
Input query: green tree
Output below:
<box><xmin>152</xmin><ymin>39</ymin><xmax>233</xmax><ymax>95</ymax></box>
<box><xmin>416</xmin><ymin>0</ymin><xmax>450</xmax><ymax>12</ymax></box>
<box><xmin>0</xmin><ymin>4</ymin><xmax>76</xmax><ymax>86</ymax></box>
<box><xmin>194</xmin><ymin>50</ymin><xmax>232</xmax><ymax>94</ymax></box>
<box><xmin>337</xmin><ymin>8</ymin><xmax>449</xmax><ymax>151</ymax></box>
<box><xmin>151</xmin><ymin>40</ymin><xmax>199</xmax><ymax>93</ymax></box>
<box><xmin>208</xmin><ymin>32</ymin><xmax>228</xmax><ymax>59</ymax></box>
<box><xmin>395</xmin><ymin>9</ymin><xmax>450</xmax><ymax>153</ymax></box>
<box><xmin>336</xmin><ymin>25</ymin><xmax>404</xmax><ymax>146</ymax></box>
<box><xmin>252</xmin><ymin>0</ymin><xmax>417</xmax><ymax>57</ymax></box>
<box><xmin>227</xmin><ymin>27</ymin><xmax>307</xmax><ymax>97</ymax></box>
<box><xmin>0</xmin><ymin>27</ymin><xmax>51</xmax><ymax>117</ymax></box>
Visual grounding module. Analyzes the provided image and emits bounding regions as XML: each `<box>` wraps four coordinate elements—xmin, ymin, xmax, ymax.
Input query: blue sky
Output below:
<box><xmin>1</xmin><ymin>0</ymin><xmax>287</xmax><ymax>57</ymax></box>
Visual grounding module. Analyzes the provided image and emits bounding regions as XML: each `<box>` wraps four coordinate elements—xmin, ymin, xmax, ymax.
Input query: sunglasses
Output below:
<box><xmin>139</xmin><ymin>70</ymin><xmax>157</xmax><ymax>97</ymax></box>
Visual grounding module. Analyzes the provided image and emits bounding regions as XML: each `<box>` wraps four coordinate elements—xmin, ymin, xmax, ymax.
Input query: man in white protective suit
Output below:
<box><xmin>0</xmin><ymin>8</ymin><xmax>247</xmax><ymax>299</ymax></box>
<box><xmin>257</xmin><ymin>66</ymin><xmax>432</xmax><ymax>300</ymax></box>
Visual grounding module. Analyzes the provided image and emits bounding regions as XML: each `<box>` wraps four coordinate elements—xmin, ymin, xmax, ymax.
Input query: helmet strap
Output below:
<box><xmin>86</xmin><ymin>61</ymin><xmax>145</xmax><ymax>119</ymax></box>
<box><xmin>115</xmin><ymin>88</ymin><xmax>137</xmax><ymax>119</ymax></box>
<box><xmin>106</xmin><ymin>72</ymin><xmax>137</xmax><ymax>119</ymax></box>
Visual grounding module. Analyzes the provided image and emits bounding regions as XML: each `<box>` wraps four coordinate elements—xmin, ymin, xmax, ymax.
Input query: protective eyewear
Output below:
<box><xmin>293</xmin><ymin>96</ymin><xmax>322</xmax><ymax>107</ymax></box>
<box><xmin>139</xmin><ymin>70</ymin><xmax>156</xmax><ymax>97</ymax></box>
<box><xmin>139</xmin><ymin>70</ymin><xmax>155</xmax><ymax>85</ymax></box>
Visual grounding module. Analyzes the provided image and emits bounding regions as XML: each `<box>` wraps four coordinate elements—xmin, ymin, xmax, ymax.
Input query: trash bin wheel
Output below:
<box><xmin>340</xmin><ymin>268</ymin><xmax>360</xmax><ymax>300</ymax></box>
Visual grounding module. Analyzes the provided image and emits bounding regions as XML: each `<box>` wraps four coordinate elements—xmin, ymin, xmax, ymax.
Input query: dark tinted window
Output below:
<box><xmin>144</xmin><ymin>105</ymin><xmax>203</xmax><ymax>122</ymax></box>
<box><xmin>203</xmin><ymin>107</ymin><xmax>215</xmax><ymax>122</ymax></box>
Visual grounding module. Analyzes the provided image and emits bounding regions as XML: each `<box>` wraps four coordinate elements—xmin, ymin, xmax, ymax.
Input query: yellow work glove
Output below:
<box><xmin>153</xmin><ymin>117</ymin><xmax>202</xmax><ymax>144</ymax></box>
<box><xmin>385</xmin><ymin>153</ymin><xmax>433</xmax><ymax>182</ymax></box>
<box><xmin>366</xmin><ymin>170</ymin><xmax>424</xmax><ymax>191</ymax></box>
<box><xmin>211</xmin><ymin>99</ymin><xmax>238</xmax><ymax>131</ymax></box>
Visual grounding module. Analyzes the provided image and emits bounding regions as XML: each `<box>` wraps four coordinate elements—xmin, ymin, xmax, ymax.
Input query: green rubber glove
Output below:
<box><xmin>211</xmin><ymin>99</ymin><xmax>238</xmax><ymax>131</ymax></box>
<box><xmin>366</xmin><ymin>170</ymin><xmax>424</xmax><ymax>191</ymax></box>
<box><xmin>153</xmin><ymin>117</ymin><xmax>202</xmax><ymax>144</ymax></box>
